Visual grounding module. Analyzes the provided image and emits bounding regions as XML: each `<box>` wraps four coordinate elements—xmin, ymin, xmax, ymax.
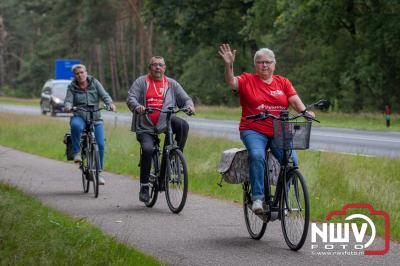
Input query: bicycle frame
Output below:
<box><xmin>73</xmin><ymin>106</ymin><xmax>108</xmax><ymax>198</ymax></box>
<box><xmin>264</xmin><ymin>148</ymin><xmax>295</xmax><ymax>220</ymax></box>
<box><xmin>141</xmin><ymin>106</ymin><xmax>191</xmax><ymax>213</ymax></box>
<box><xmin>150</xmin><ymin>108</ymin><xmax>184</xmax><ymax>185</ymax></box>
<box><xmin>247</xmin><ymin>110</ymin><xmax>314</xmax><ymax>220</ymax></box>
<box><xmin>250</xmin><ymin>143</ymin><xmax>292</xmax><ymax>222</ymax></box>
<box><xmin>243</xmin><ymin>100</ymin><xmax>326</xmax><ymax>249</ymax></box>
<box><xmin>78</xmin><ymin>107</ymin><xmax>99</xmax><ymax>165</ymax></box>
<box><xmin>82</xmin><ymin>111</ymin><xmax>97</xmax><ymax>151</ymax></box>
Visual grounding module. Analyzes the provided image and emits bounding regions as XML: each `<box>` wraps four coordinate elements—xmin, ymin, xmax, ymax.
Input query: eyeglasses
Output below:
<box><xmin>150</xmin><ymin>63</ymin><xmax>165</xmax><ymax>68</ymax></box>
<box><xmin>256</xmin><ymin>60</ymin><xmax>275</xmax><ymax>66</ymax></box>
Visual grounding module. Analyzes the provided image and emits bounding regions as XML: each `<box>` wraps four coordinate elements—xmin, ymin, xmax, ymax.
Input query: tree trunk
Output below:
<box><xmin>95</xmin><ymin>40</ymin><xmax>105</xmax><ymax>85</ymax></box>
<box><xmin>147</xmin><ymin>20</ymin><xmax>153</xmax><ymax>60</ymax></box>
<box><xmin>139</xmin><ymin>22</ymin><xmax>145</xmax><ymax>75</ymax></box>
<box><xmin>0</xmin><ymin>16</ymin><xmax>7</xmax><ymax>87</ymax></box>
<box><xmin>117</xmin><ymin>19</ymin><xmax>129</xmax><ymax>91</ymax></box>
<box><xmin>132</xmin><ymin>21</ymin><xmax>137</xmax><ymax>81</ymax></box>
<box><xmin>127</xmin><ymin>0</ymin><xmax>152</xmax><ymax>75</ymax></box>
<box><xmin>108</xmin><ymin>38</ymin><xmax>120</xmax><ymax>99</ymax></box>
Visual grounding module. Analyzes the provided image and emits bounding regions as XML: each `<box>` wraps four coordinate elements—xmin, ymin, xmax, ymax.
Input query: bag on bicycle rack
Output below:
<box><xmin>63</xmin><ymin>133</ymin><xmax>74</xmax><ymax>161</ymax></box>
<box><xmin>267</xmin><ymin>152</ymin><xmax>280</xmax><ymax>186</ymax></box>
<box><xmin>218</xmin><ymin>148</ymin><xmax>280</xmax><ymax>185</ymax></box>
<box><xmin>218</xmin><ymin>148</ymin><xmax>249</xmax><ymax>184</ymax></box>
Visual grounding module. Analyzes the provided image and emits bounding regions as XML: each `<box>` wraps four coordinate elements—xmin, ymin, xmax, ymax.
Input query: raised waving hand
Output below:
<box><xmin>218</xmin><ymin>43</ymin><xmax>236</xmax><ymax>65</ymax></box>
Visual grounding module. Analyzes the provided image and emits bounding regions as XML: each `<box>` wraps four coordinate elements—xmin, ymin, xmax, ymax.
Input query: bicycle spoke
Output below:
<box><xmin>165</xmin><ymin>150</ymin><xmax>188</xmax><ymax>213</ymax></box>
<box><xmin>80</xmin><ymin>151</ymin><xmax>89</xmax><ymax>193</ymax></box>
<box><xmin>281</xmin><ymin>170</ymin><xmax>309</xmax><ymax>250</ymax></box>
<box><xmin>90</xmin><ymin>145</ymin><xmax>100</xmax><ymax>198</ymax></box>
<box><xmin>145</xmin><ymin>152</ymin><xmax>159</xmax><ymax>208</ymax></box>
<box><xmin>243</xmin><ymin>183</ymin><xmax>266</xmax><ymax>239</ymax></box>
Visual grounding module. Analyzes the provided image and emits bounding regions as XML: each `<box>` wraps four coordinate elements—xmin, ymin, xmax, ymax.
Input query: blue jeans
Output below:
<box><xmin>70</xmin><ymin>116</ymin><xmax>105</xmax><ymax>170</ymax></box>
<box><xmin>240</xmin><ymin>130</ymin><xmax>299</xmax><ymax>201</ymax></box>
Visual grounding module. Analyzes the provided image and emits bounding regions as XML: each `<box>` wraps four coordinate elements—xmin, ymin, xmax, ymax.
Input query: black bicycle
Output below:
<box><xmin>73</xmin><ymin>106</ymin><xmax>108</xmax><ymax>198</ymax></box>
<box><xmin>243</xmin><ymin>100</ymin><xmax>327</xmax><ymax>250</ymax></box>
<box><xmin>141</xmin><ymin>106</ymin><xmax>192</xmax><ymax>214</ymax></box>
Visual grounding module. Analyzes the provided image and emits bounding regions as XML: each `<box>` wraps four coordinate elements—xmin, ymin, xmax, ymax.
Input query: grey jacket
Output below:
<box><xmin>126</xmin><ymin>75</ymin><xmax>194</xmax><ymax>134</ymax></box>
<box><xmin>64</xmin><ymin>76</ymin><xmax>113</xmax><ymax>123</ymax></box>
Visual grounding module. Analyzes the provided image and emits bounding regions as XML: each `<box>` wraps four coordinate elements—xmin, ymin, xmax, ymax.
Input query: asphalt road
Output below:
<box><xmin>1</xmin><ymin>103</ymin><xmax>400</xmax><ymax>158</ymax></box>
<box><xmin>182</xmin><ymin>117</ymin><xmax>400</xmax><ymax>158</ymax></box>
<box><xmin>1</xmin><ymin>146</ymin><xmax>398</xmax><ymax>265</ymax></box>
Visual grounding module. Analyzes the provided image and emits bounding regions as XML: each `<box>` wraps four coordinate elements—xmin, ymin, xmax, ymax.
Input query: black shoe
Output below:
<box><xmin>139</xmin><ymin>185</ymin><xmax>150</xmax><ymax>203</ymax></box>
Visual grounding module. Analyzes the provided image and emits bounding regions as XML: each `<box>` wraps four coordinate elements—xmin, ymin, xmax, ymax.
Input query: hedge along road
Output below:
<box><xmin>1</xmin><ymin>146</ymin><xmax>399</xmax><ymax>265</ymax></box>
<box><xmin>1</xmin><ymin>103</ymin><xmax>400</xmax><ymax>158</ymax></box>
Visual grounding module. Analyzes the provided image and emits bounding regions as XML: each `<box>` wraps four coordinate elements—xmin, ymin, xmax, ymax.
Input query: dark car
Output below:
<box><xmin>40</xmin><ymin>79</ymin><xmax>71</xmax><ymax>116</ymax></box>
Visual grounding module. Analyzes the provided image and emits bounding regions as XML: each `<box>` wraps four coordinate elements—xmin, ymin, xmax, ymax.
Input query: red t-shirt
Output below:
<box><xmin>146</xmin><ymin>75</ymin><xmax>167</xmax><ymax>125</ymax></box>
<box><xmin>237</xmin><ymin>73</ymin><xmax>297</xmax><ymax>137</ymax></box>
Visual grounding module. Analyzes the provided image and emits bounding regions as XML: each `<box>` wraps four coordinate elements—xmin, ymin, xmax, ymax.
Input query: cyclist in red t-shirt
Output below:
<box><xmin>218</xmin><ymin>43</ymin><xmax>314</xmax><ymax>213</ymax></box>
<box><xmin>127</xmin><ymin>56</ymin><xmax>195</xmax><ymax>202</ymax></box>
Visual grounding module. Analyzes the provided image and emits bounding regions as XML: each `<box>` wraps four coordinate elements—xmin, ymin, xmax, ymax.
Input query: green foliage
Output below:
<box><xmin>269</xmin><ymin>0</ymin><xmax>400</xmax><ymax>111</ymax></box>
<box><xmin>1</xmin><ymin>0</ymin><xmax>399</xmax><ymax>111</ymax></box>
<box><xmin>179</xmin><ymin>47</ymin><xmax>239</xmax><ymax>105</ymax></box>
<box><xmin>14</xmin><ymin>56</ymin><xmax>50</xmax><ymax>97</ymax></box>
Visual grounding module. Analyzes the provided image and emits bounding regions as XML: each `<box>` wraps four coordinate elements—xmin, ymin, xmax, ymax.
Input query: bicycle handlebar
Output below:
<box><xmin>144</xmin><ymin>107</ymin><xmax>195</xmax><ymax>116</ymax></box>
<box><xmin>245</xmin><ymin>99</ymin><xmax>326</xmax><ymax>123</ymax></box>
<box><xmin>246</xmin><ymin>111</ymin><xmax>319</xmax><ymax>123</ymax></box>
<box><xmin>72</xmin><ymin>106</ymin><xmax>111</xmax><ymax>113</ymax></box>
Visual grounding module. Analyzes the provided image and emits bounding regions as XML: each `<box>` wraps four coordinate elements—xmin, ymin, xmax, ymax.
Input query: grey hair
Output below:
<box><xmin>253</xmin><ymin>48</ymin><xmax>276</xmax><ymax>65</ymax></box>
<box><xmin>148</xmin><ymin>56</ymin><xmax>165</xmax><ymax>66</ymax></box>
<box><xmin>71</xmin><ymin>64</ymin><xmax>87</xmax><ymax>73</ymax></box>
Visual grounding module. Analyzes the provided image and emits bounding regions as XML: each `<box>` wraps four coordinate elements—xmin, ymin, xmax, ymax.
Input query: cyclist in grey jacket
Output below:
<box><xmin>127</xmin><ymin>56</ymin><xmax>195</xmax><ymax>202</ymax></box>
<box><xmin>64</xmin><ymin>64</ymin><xmax>116</xmax><ymax>185</ymax></box>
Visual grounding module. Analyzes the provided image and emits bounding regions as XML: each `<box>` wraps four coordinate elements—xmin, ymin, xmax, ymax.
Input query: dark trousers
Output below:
<box><xmin>136</xmin><ymin>116</ymin><xmax>189</xmax><ymax>184</ymax></box>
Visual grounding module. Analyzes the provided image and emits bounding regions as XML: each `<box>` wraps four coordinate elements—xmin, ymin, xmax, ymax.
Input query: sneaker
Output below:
<box><xmin>73</xmin><ymin>153</ymin><xmax>82</xmax><ymax>163</ymax></box>
<box><xmin>98</xmin><ymin>174</ymin><xmax>105</xmax><ymax>185</ymax></box>
<box><xmin>252</xmin><ymin>199</ymin><xmax>263</xmax><ymax>214</ymax></box>
<box><xmin>139</xmin><ymin>185</ymin><xmax>150</xmax><ymax>203</ymax></box>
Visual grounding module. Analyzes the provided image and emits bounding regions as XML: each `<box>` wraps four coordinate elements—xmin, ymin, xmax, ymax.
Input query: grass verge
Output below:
<box><xmin>0</xmin><ymin>183</ymin><xmax>161</xmax><ymax>265</ymax></box>
<box><xmin>0</xmin><ymin>113</ymin><xmax>399</xmax><ymax>243</ymax></box>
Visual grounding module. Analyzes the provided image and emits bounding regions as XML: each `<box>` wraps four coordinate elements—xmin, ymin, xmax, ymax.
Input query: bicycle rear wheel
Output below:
<box><xmin>145</xmin><ymin>152</ymin><xmax>159</xmax><ymax>208</ymax></box>
<box><xmin>280</xmin><ymin>169</ymin><xmax>309</xmax><ymax>250</ymax></box>
<box><xmin>165</xmin><ymin>149</ymin><xmax>188</xmax><ymax>214</ymax></box>
<box><xmin>81</xmin><ymin>148</ymin><xmax>90</xmax><ymax>193</ymax></box>
<box><xmin>243</xmin><ymin>182</ymin><xmax>267</xmax><ymax>239</ymax></box>
<box><xmin>89</xmin><ymin>144</ymin><xmax>100</xmax><ymax>198</ymax></box>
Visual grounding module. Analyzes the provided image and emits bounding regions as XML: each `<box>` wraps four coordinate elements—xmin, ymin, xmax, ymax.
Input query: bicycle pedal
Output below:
<box><xmin>255</xmin><ymin>212</ymin><xmax>268</xmax><ymax>222</ymax></box>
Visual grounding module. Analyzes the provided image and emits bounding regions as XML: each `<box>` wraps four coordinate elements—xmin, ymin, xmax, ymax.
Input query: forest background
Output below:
<box><xmin>0</xmin><ymin>0</ymin><xmax>399</xmax><ymax>112</ymax></box>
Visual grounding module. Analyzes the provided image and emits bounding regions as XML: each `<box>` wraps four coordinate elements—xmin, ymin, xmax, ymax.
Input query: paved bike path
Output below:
<box><xmin>0</xmin><ymin>146</ymin><xmax>398</xmax><ymax>265</ymax></box>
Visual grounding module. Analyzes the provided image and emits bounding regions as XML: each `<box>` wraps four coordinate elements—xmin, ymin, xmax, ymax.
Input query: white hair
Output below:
<box><xmin>254</xmin><ymin>48</ymin><xmax>276</xmax><ymax>65</ymax></box>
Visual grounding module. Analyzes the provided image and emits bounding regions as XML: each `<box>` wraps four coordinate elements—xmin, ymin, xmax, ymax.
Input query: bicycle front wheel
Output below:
<box><xmin>243</xmin><ymin>182</ymin><xmax>267</xmax><ymax>239</ymax></box>
<box><xmin>89</xmin><ymin>144</ymin><xmax>100</xmax><ymax>198</ymax></box>
<box><xmin>81</xmin><ymin>148</ymin><xmax>90</xmax><ymax>193</ymax></box>
<box><xmin>145</xmin><ymin>152</ymin><xmax>159</xmax><ymax>208</ymax></box>
<box><xmin>165</xmin><ymin>149</ymin><xmax>188</xmax><ymax>214</ymax></box>
<box><xmin>280</xmin><ymin>169</ymin><xmax>309</xmax><ymax>251</ymax></box>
